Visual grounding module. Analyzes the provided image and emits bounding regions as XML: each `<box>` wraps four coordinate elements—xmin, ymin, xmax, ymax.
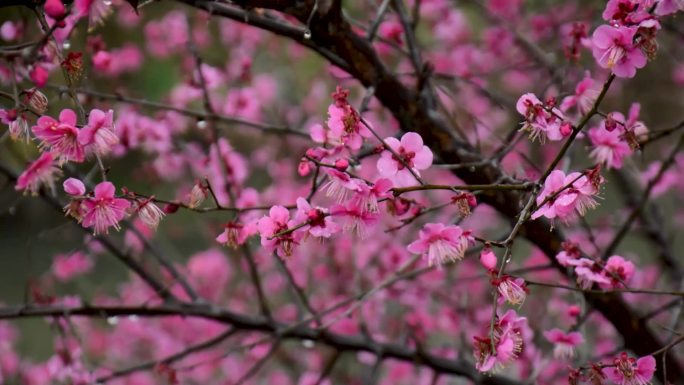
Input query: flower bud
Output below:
<box><xmin>25</xmin><ymin>88</ymin><xmax>48</xmax><ymax>114</ymax></box>
<box><xmin>560</xmin><ymin>121</ymin><xmax>572</xmax><ymax>136</ymax></box>
<box><xmin>63</xmin><ymin>178</ymin><xmax>86</xmax><ymax>196</ymax></box>
<box><xmin>334</xmin><ymin>158</ymin><xmax>349</xmax><ymax>171</ymax></box>
<box><xmin>480</xmin><ymin>247</ymin><xmax>497</xmax><ymax>271</ymax></box>
<box><xmin>136</xmin><ymin>199</ymin><xmax>165</xmax><ymax>229</ymax></box>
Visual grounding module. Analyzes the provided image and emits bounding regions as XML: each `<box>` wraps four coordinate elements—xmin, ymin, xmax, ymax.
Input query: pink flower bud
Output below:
<box><xmin>334</xmin><ymin>158</ymin><xmax>349</xmax><ymax>171</ymax></box>
<box><xmin>92</xmin><ymin>50</ymin><xmax>112</xmax><ymax>72</ymax></box>
<box><xmin>560</xmin><ymin>122</ymin><xmax>572</xmax><ymax>136</ymax></box>
<box><xmin>63</xmin><ymin>178</ymin><xmax>86</xmax><ymax>196</ymax></box>
<box><xmin>480</xmin><ymin>247</ymin><xmax>497</xmax><ymax>271</ymax></box>
<box><xmin>298</xmin><ymin>160</ymin><xmax>312</xmax><ymax>176</ymax></box>
<box><xmin>44</xmin><ymin>0</ymin><xmax>66</xmax><ymax>20</ymax></box>
<box><xmin>29</xmin><ymin>65</ymin><xmax>49</xmax><ymax>88</ymax></box>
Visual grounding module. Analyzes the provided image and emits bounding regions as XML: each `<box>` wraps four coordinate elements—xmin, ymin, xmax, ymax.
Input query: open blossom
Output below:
<box><xmin>349</xmin><ymin>178</ymin><xmax>393</xmax><ymax>214</ymax></box>
<box><xmin>407</xmin><ymin>223</ymin><xmax>472</xmax><ymax>267</ymax></box>
<box><xmin>78</xmin><ymin>109</ymin><xmax>119</xmax><ymax>156</ymax></box>
<box><xmin>600</xmin><ymin>255</ymin><xmax>635</xmax><ymax>289</ymax></box>
<box><xmin>257</xmin><ymin>205</ymin><xmax>299</xmax><ymax>257</ymax></box>
<box><xmin>216</xmin><ymin>220</ymin><xmax>256</xmax><ymax>249</ymax></box>
<box><xmin>543</xmin><ymin>329</ymin><xmax>583</xmax><ymax>360</ymax></box>
<box><xmin>294</xmin><ymin>197</ymin><xmax>339</xmax><ymax>238</ymax></box>
<box><xmin>1</xmin><ymin>108</ymin><xmax>30</xmax><ymax>142</ymax></box>
<box><xmin>574</xmin><ymin>258</ymin><xmax>611</xmax><ymax>289</ymax></box>
<box><xmin>656</xmin><ymin>0</ymin><xmax>684</xmax><ymax>15</ymax></box>
<box><xmin>15</xmin><ymin>152</ymin><xmax>61</xmax><ymax>195</ymax></box>
<box><xmin>32</xmin><ymin>109</ymin><xmax>85</xmax><ymax>163</ymax></box>
<box><xmin>603</xmin><ymin>353</ymin><xmax>655</xmax><ymax>385</ymax></box>
<box><xmin>473</xmin><ymin>310</ymin><xmax>526</xmax><ymax>373</ymax></box>
<box><xmin>516</xmin><ymin>93</ymin><xmax>569</xmax><ymax>142</ymax></box>
<box><xmin>376</xmin><ymin>132</ymin><xmax>433</xmax><ymax>187</ymax></box>
<box><xmin>592</xmin><ymin>25</ymin><xmax>647</xmax><ymax>78</ymax></box>
<box><xmin>81</xmin><ymin>181</ymin><xmax>131</xmax><ymax>235</ymax></box>
<box><xmin>330</xmin><ymin>202</ymin><xmax>379</xmax><ymax>238</ymax></box>
<box><xmin>323</xmin><ymin>169</ymin><xmax>361</xmax><ymax>203</ymax></box>
<box><xmin>588</xmin><ymin>125</ymin><xmax>632</xmax><ymax>169</ymax></box>
<box><xmin>531</xmin><ymin>170</ymin><xmax>600</xmax><ymax>222</ymax></box>
<box><xmin>326</xmin><ymin>86</ymin><xmax>371</xmax><ymax>150</ymax></box>
<box><xmin>560</xmin><ymin>74</ymin><xmax>600</xmax><ymax>115</ymax></box>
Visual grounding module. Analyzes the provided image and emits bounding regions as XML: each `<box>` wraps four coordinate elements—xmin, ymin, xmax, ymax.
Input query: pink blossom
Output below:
<box><xmin>257</xmin><ymin>205</ymin><xmax>299</xmax><ymax>257</ymax></box>
<box><xmin>81</xmin><ymin>182</ymin><xmax>131</xmax><ymax>235</ymax></box>
<box><xmin>560</xmin><ymin>74</ymin><xmax>600</xmax><ymax>115</ymax></box>
<box><xmin>516</xmin><ymin>93</ymin><xmax>568</xmax><ymax>141</ymax></box>
<box><xmin>376</xmin><ymin>132</ymin><xmax>433</xmax><ymax>187</ymax></box>
<box><xmin>216</xmin><ymin>221</ymin><xmax>256</xmax><ymax>249</ymax></box>
<box><xmin>574</xmin><ymin>258</ymin><xmax>611</xmax><ymax>289</ymax></box>
<box><xmin>294</xmin><ymin>197</ymin><xmax>339</xmax><ymax>238</ymax></box>
<box><xmin>601</xmin><ymin>255</ymin><xmax>635</xmax><ymax>289</ymax></box>
<box><xmin>543</xmin><ymin>329</ymin><xmax>583</xmax><ymax>359</ymax></box>
<box><xmin>473</xmin><ymin>309</ymin><xmax>526</xmax><ymax>372</ymax></box>
<box><xmin>656</xmin><ymin>0</ymin><xmax>684</xmax><ymax>15</ymax></box>
<box><xmin>349</xmin><ymin>178</ymin><xmax>393</xmax><ymax>213</ymax></box>
<box><xmin>494</xmin><ymin>276</ymin><xmax>528</xmax><ymax>306</ymax></box>
<box><xmin>323</xmin><ymin>169</ymin><xmax>362</xmax><ymax>203</ymax></box>
<box><xmin>592</xmin><ymin>25</ymin><xmax>647</xmax><ymax>78</ymax></box>
<box><xmin>326</xmin><ymin>87</ymin><xmax>371</xmax><ymax>150</ymax></box>
<box><xmin>407</xmin><ymin>223</ymin><xmax>472</xmax><ymax>266</ymax></box>
<box><xmin>1</xmin><ymin>21</ymin><xmax>22</xmax><ymax>41</ymax></box>
<box><xmin>330</xmin><ymin>202</ymin><xmax>379</xmax><ymax>238</ymax></box>
<box><xmin>603</xmin><ymin>353</ymin><xmax>655</xmax><ymax>385</ymax></box>
<box><xmin>63</xmin><ymin>177</ymin><xmax>86</xmax><ymax>196</ymax></box>
<box><xmin>32</xmin><ymin>109</ymin><xmax>85</xmax><ymax>163</ymax></box>
<box><xmin>52</xmin><ymin>251</ymin><xmax>93</xmax><ymax>282</ymax></box>
<box><xmin>134</xmin><ymin>199</ymin><xmax>165</xmax><ymax>229</ymax></box>
<box><xmin>1</xmin><ymin>109</ymin><xmax>29</xmax><ymax>142</ymax></box>
<box><xmin>15</xmin><ymin>152</ymin><xmax>61</xmax><ymax>195</ymax></box>
<box><xmin>78</xmin><ymin>109</ymin><xmax>119</xmax><ymax>156</ymax></box>
<box><xmin>588</xmin><ymin>125</ymin><xmax>632</xmax><ymax>169</ymax></box>
<box><xmin>74</xmin><ymin>0</ymin><xmax>112</xmax><ymax>26</ymax></box>
<box><xmin>531</xmin><ymin>170</ymin><xmax>600</xmax><ymax>222</ymax></box>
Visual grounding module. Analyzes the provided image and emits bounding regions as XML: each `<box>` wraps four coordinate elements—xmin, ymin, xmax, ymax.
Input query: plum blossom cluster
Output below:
<box><xmin>532</xmin><ymin>169</ymin><xmax>603</xmax><ymax>223</ymax></box>
<box><xmin>556</xmin><ymin>242</ymin><xmax>636</xmax><ymax>289</ymax></box>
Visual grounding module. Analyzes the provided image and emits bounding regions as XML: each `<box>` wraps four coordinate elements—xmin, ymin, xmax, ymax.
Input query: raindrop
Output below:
<box><xmin>469</xmin><ymin>166</ymin><xmax>476</xmax><ymax>172</ymax></box>
<box><xmin>106</xmin><ymin>316</ymin><xmax>119</xmax><ymax>325</ymax></box>
<box><xmin>128</xmin><ymin>315</ymin><xmax>139</xmax><ymax>322</ymax></box>
<box><xmin>62</xmin><ymin>40</ymin><xmax>71</xmax><ymax>50</ymax></box>
<box><xmin>302</xmin><ymin>339</ymin><xmax>314</xmax><ymax>348</ymax></box>
<box><xmin>303</xmin><ymin>29</ymin><xmax>312</xmax><ymax>40</ymax></box>
<box><xmin>197</xmin><ymin>120</ymin><xmax>207</xmax><ymax>129</ymax></box>
<box><xmin>103</xmin><ymin>0</ymin><xmax>112</xmax><ymax>5</ymax></box>
<box><xmin>8</xmin><ymin>206</ymin><xmax>16</xmax><ymax>215</ymax></box>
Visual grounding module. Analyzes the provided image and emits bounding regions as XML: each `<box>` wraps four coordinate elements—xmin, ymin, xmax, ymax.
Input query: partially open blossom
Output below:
<box><xmin>32</xmin><ymin>109</ymin><xmax>85</xmax><ymax>163</ymax></box>
<box><xmin>407</xmin><ymin>223</ymin><xmax>472</xmax><ymax>267</ymax></box>
<box><xmin>63</xmin><ymin>177</ymin><xmax>86</xmax><ymax>196</ymax></box>
<box><xmin>78</xmin><ymin>109</ymin><xmax>119</xmax><ymax>156</ymax></box>
<box><xmin>349</xmin><ymin>178</ymin><xmax>393</xmax><ymax>214</ymax></box>
<box><xmin>377</xmin><ymin>132</ymin><xmax>433</xmax><ymax>187</ymax></box>
<box><xmin>24</xmin><ymin>88</ymin><xmax>48</xmax><ymax>114</ymax></box>
<box><xmin>323</xmin><ymin>169</ymin><xmax>361</xmax><ymax>203</ymax></box>
<box><xmin>134</xmin><ymin>198</ymin><xmax>165</xmax><ymax>229</ymax></box>
<box><xmin>592</xmin><ymin>25</ymin><xmax>647</xmax><ymax>78</ymax></box>
<box><xmin>294</xmin><ymin>197</ymin><xmax>339</xmax><ymax>238</ymax></box>
<box><xmin>187</xmin><ymin>182</ymin><xmax>208</xmax><ymax>208</ymax></box>
<box><xmin>330</xmin><ymin>202</ymin><xmax>379</xmax><ymax>238</ymax></box>
<box><xmin>15</xmin><ymin>152</ymin><xmax>61</xmax><ymax>195</ymax></box>
<box><xmin>494</xmin><ymin>276</ymin><xmax>528</xmax><ymax>306</ymax></box>
<box><xmin>602</xmin><ymin>353</ymin><xmax>655</xmax><ymax>385</ymax></box>
<box><xmin>1</xmin><ymin>109</ymin><xmax>29</xmax><ymax>142</ymax></box>
<box><xmin>81</xmin><ymin>181</ymin><xmax>131</xmax><ymax>235</ymax></box>
<box><xmin>574</xmin><ymin>258</ymin><xmax>611</xmax><ymax>289</ymax></box>
<box><xmin>543</xmin><ymin>329</ymin><xmax>583</xmax><ymax>360</ymax></box>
